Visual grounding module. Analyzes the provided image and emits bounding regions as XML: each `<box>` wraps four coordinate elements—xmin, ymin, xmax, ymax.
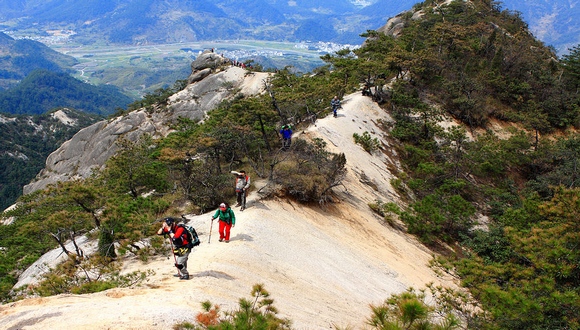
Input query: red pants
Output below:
<box><xmin>219</xmin><ymin>221</ymin><xmax>232</xmax><ymax>241</ymax></box>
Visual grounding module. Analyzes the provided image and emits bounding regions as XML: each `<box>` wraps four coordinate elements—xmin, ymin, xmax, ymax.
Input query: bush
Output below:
<box><xmin>177</xmin><ymin>284</ymin><xmax>291</xmax><ymax>330</ymax></box>
<box><xmin>272</xmin><ymin>139</ymin><xmax>347</xmax><ymax>203</ymax></box>
<box><xmin>353</xmin><ymin>131</ymin><xmax>381</xmax><ymax>153</ymax></box>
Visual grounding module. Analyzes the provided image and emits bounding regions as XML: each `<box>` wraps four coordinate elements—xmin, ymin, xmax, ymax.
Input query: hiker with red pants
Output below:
<box><xmin>157</xmin><ymin>217</ymin><xmax>191</xmax><ymax>280</ymax></box>
<box><xmin>211</xmin><ymin>203</ymin><xmax>236</xmax><ymax>243</ymax></box>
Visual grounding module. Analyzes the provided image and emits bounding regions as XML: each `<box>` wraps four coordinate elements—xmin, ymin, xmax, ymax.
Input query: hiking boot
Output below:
<box><xmin>173</xmin><ymin>274</ymin><xmax>181</xmax><ymax>277</ymax></box>
<box><xmin>235</xmin><ymin>203</ymin><xmax>241</xmax><ymax>207</ymax></box>
<box><xmin>225</xmin><ymin>240</ymin><xmax>230</xmax><ymax>243</ymax></box>
<box><xmin>219</xmin><ymin>238</ymin><xmax>224</xmax><ymax>242</ymax></box>
<box><xmin>240</xmin><ymin>206</ymin><xmax>245</xmax><ymax>211</ymax></box>
<box><xmin>179</xmin><ymin>275</ymin><xmax>190</xmax><ymax>280</ymax></box>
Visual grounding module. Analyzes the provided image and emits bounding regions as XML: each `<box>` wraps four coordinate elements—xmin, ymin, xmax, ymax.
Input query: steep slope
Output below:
<box><xmin>0</xmin><ymin>91</ymin><xmax>457</xmax><ymax>330</ymax></box>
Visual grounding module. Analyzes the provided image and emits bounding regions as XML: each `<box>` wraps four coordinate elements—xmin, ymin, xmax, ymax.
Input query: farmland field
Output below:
<box><xmin>48</xmin><ymin>40</ymin><xmax>331</xmax><ymax>99</ymax></box>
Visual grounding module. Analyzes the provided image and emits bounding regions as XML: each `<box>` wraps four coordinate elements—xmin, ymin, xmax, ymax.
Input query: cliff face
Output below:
<box><xmin>23</xmin><ymin>63</ymin><xmax>271</xmax><ymax>195</ymax></box>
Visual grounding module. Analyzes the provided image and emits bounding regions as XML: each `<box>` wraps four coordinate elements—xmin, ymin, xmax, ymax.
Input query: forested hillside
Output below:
<box><xmin>0</xmin><ymin>110</ymin><xmax>102</xmax><ymax>211</ymax></box>
<box><xmin>1</xmin><ymin>0</ymin><xmax>579</xmax><ymax>328</ymax></box>
<box><xmin>0</xmin><ymin>32</ymin><xmax>77</xmax><ymax>90</ymax></box>
<box><xmin>0</xmin><ymin>69</ymin><xmax>133</xmax><ymax>115</ymax></box>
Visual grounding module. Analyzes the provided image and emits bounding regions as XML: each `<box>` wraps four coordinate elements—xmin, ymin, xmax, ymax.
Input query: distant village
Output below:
<box><xmin>5</xmin><ymin>29</ymin><xmax>360</xmax><ymax>59</ymax></box>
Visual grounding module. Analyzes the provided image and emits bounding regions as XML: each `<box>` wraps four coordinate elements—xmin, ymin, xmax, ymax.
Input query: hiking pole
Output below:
<box><xmin>167</xmin><ymin>236</ymin><xmax>182</xmax><ymax>269</ymax></box>
<box><xmin>208</xmin><ymin>218</ymin><xmax>214</xmax><ymax>244</ymax></box>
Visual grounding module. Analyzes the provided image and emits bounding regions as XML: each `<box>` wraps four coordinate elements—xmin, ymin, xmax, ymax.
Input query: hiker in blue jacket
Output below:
<box><xmin>331</xmin><ymin>96</ymin><xmax>341</xmax><ymax>117</ymax></box>
<box><xmin>279</xmin><ymin>125</ymin><xmax>293</xmax><ymax>151</ymax></box>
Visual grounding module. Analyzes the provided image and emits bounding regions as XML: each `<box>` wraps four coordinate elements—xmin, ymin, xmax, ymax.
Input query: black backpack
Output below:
<box><xmin>178</xmin><ymin>224</ymin><xmax>201</xmax><ymax>248</ymax></box>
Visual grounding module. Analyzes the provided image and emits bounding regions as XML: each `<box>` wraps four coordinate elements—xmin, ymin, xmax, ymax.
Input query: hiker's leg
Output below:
<box><xmin>225</xmin><ymin>223</ymin><xmax>232</xmax><ymax>241</ymax></box>
<box><xmin>242</xmin><ymin>190</ymin><xmax>247</xmax><ymax>208</ymax></box>
<box><xmin>235</xmin><ymin>191</ymin><xmax>241</xmax><ymax>205</ymax></box>
<box><xmin>219</xmin><ymin>221</ymin><xmax>226</xmax><ymax>240</ymax></box>
<box><xmin>177</xmin><ymin>250</ymin><xmax>190</xmax><ymax>277</ymax></box>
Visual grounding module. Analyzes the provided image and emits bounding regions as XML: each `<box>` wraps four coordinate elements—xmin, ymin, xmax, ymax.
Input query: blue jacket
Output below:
<box><xmin>280</xmin><ymin>128</ymin><xmax>292</xmax><ymax>139</ymax></box>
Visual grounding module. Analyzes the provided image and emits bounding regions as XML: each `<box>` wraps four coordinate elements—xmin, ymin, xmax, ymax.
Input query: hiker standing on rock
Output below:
<box><xmin>157</xmin><ymin>217</ymin><xmax>191</xmax><ymax>280</ymax></box>
<box><xmin>231</xmin><ymin>170</ymin><xmax>250</xmax><ymax>211</ymax></box>
<box><xmin>331</xmin><ymin>96</ymin><xmax>341</xmax><ymax>118</ymax></box>
<box><xmin>211</xmin><ymin>203</ymin><xmax>236</xmax><ymax>243</ymax></box>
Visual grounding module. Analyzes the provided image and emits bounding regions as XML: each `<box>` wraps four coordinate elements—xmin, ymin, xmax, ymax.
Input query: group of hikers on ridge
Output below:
<box><xmin>157</xmin><ymin>170</ymin><xmax>248</xmax><ymax>279</ymax></box>
<box><xmin>156</xmin><ymin>93</ymin><xmax>346</xmax><ymax>279</ymax></box>
<box><xmin>276</xmin><ymin>95</ymin><xmax>342</xmax><ymax>152</ymax></box>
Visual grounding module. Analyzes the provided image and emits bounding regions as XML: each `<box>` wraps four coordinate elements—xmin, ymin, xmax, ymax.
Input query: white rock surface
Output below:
<box><xmin>1</xmin><ymin>92</ymin><xmax>458</xmax><ymax>330</ymax></box>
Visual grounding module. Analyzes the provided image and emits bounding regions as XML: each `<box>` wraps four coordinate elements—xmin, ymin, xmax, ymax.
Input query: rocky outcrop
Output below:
<box><xmin>375</xmin><ymin>9</ymin><xmax>424</xmax><ymax>38</ymax></box>
<box><xmin>23</xmin><ymin>58</ymin><xmax>271</xmax><ymax>195</ymax></box>
<box><xmin>187</xmin><ymin>50</ymin><xmax>230</xmax><ymax>84</ymax></box>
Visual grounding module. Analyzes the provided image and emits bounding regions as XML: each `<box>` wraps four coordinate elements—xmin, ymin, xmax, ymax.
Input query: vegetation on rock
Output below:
<box><xmin>1</xmin><ymin>0</ymin><xmax>580</xmax><ymax>328</ymax></box>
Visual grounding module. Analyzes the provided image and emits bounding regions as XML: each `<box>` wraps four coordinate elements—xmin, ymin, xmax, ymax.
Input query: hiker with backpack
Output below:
<box><xmin>211</xmin><ymin>203</ymin><xmax>236</xmax><ymax>243</ymax></box>
<box><xmin>231</xmin><ymin>170</ymin><xmax>250</xmax><ymax>211</ymax></box>
<box><xmin>157</xmin><ymin>217</ymin><xmax>193</xmax><ymax>280</ymax></box>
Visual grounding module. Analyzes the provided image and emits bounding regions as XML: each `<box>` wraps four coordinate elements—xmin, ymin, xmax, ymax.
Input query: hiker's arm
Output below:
<box><xmin>157</xmin><ymin>222</ymin><xmax>168</xmax><ymax>236</ymax></box>
<box><xmin>244</xmin><ymin>177</ymin><xmax>251</xmax><ymax>189</ymax></box>
<box><xmin>231</xmin><ymin>170</ymin><xmax>241</xmax><ymax>176</ymax></box>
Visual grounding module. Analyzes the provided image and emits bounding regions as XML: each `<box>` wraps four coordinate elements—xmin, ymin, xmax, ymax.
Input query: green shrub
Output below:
<box><xmin>178</xmin><ymin>284</ymin><xmax>291</xmax><ymax>330</ymax></box>
<box><xmin>369</xmin><ymin>200</ymin><xmax>402</xmax><ymax>227</ymax></box>
<box><xmin>353</xmin><ymin>131</ymin><xmax>381</xmax><ymax>153</ymax></box>
<box><xmin>30</xmin><ymin>257</ymin><xmax>153</xmax><ymax>297</ymax></box>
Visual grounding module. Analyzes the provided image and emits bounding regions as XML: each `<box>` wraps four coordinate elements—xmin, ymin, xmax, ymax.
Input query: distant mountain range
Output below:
<box><xmin>1</xmin><ymin>0</ymin><xmax>578</xmax><ymax>53</ymax></box>
<box><xmin>0</xmin><ymin>33</ymin><xmax>133</xmax><ymax>115</ymax></box>
<box><xmin>0</xmin><ymin>32</ymin><xmax>77</xmax><ymax>89</ymax></box>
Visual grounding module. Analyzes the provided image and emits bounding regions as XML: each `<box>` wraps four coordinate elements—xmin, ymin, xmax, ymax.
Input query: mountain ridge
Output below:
<box><xmin>1</xmin><ymin>90</ymin><xmax>457</xmax><ymax>330</ymax></box>
<box><xmin>1</xmin><ymin>0</ymin><xmax>578</xmax><ymax>53</ymax></box>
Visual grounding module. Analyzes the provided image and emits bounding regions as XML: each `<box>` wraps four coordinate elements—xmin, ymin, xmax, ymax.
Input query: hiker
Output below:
<box><xmin>157</xmin><ymin>217</ymin><xmax>191</xmax><ymax>280</ymax></box>
<box><xmin>231</xmin><ymin>170</ymin><xmax>250</xmax><ymax>211</ymax></box>
<box><xmin>211</xmin><ymin>203</ymin><xmax>236</xmax><ymax>243</ymax></box>
<box><xmin>279</xmin><ymin>124</ymin><xmax>293</xmax><ymax>151</ymax></box>
<box><xmin>362</xmin><ymin>85</ymin><xmax>371</xmax><ymax>96</ymax></box>
<box><xmin>331</xmin><ymin>96</ymin><xmax>341</xmax><ymax>118</ymax></box>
